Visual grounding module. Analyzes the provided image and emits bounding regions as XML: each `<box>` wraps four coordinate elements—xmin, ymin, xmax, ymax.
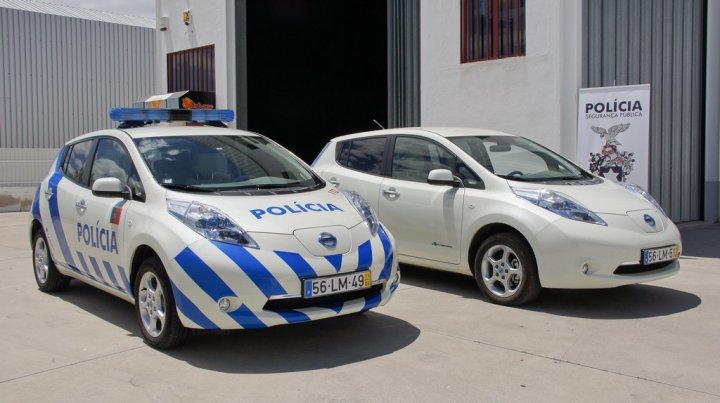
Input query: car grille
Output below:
<box><xmin>613</xmin><ymin>260</ymin><xmax>675</xmax><ymax>275</ymax></box>
<box><xmin>263</xmin><ymin>284</ymin><xmax>383</xmax><ymax>311</ymax></box>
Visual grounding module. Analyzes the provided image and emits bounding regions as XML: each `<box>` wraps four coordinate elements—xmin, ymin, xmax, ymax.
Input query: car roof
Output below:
<box><xmin>329</xmin><ymin>127</ymin><xmax>517</xmax><ymax>142</ymax></box>
<box><xmin>65</xmin><ymin>125</ymin><xmax>261</xmax><ymax>145</ymax></box>
<box><xmin>121</xmin><ymin>125</ymin><xmax>258</xmax><ymax>139</ymax></box>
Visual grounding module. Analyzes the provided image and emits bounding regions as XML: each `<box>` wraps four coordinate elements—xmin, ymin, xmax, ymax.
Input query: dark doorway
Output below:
<box><xmin>245</xmin><ymin>0</ymin><xmax>388</xmax><ymax>163</ymax></box>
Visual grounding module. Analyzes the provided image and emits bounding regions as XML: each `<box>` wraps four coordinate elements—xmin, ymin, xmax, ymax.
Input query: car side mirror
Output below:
<box><xmin>92</xmin><ymin>177</ymin><xmax>130</xmax><ymax>199</ymax></box>
<box><xmin>427</xmin><ymin>169</ymin><xmax>462</xmax><ymax>187</ymax></box>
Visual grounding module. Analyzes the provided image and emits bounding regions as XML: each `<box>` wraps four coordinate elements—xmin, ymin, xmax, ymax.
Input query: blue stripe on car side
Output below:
<box><xmin>88</xmin><ymin>256</ymin><xmax>107</xmax><ymax>285</ymax></box>
<box><xmin>75</xmin><ymin>251</ymin><xmax>97</xmax><ymax>280</ymax></box>
<box><xmin>357</xmin><ymin>240</ymin><xmax>372</xmax><ymax>271</ymax></box>
<box><xmin>170</xmin><ymin>282</ymin><xmax>219</xmax><ymax>330</ymax></box>
<box><xmin>117</xmin><ymin>265</ymin><xmax>133</xmax><ymax>297</ymax></box>
<box><xmin>274</xmin><ymin>310</ymin><xmax>310</xmax><ymax>324</ymax></box>
<box><xmin>275</xmin><ymin>251</ymin><xmax>317</xmax><ymax>279</ymax></box>
<box><xmin>325</xmin><ymin>254</ymin><xmax>343</xmax><ymax>272</ymax></box>
<box><xmin>102</xmin><ymin>260</ymin><xmax>122</xmax><ymax>291</ymax></box>
<box><xmin>378</xmin><ymin>226</ymin><xmax>394</xmax><ymax>281</ymax></box>
<box><xmin>227</xmin><ymin>304</ymin><xmax>267</xmax><ymax>329</ymax></box>
<box><xmin>175</xmin><ymin>247</ymin><xmax>236</xmax><ymax>302</ymax></box>
<box><xmin>212</xmin><ymin>241</ymin><xmax>287</xmax><ymax>299</ymax></box>
<box><xmin>31</xmin><ymin>186</ymin><xmax>41</xmax><ymax>222</ymax></box>
<box><xmin>362</xmin><ymin>292</ymin><xmax>382</xmax><ymax>312</ymax></box>
<box><xmin>47</xmin><ymin>172</ymin><xmax>76</xmax><ymax>268</ymax></box>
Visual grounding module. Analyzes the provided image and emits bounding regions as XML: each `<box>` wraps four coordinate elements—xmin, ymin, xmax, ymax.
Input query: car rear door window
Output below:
<box><xmin>338</xmin><ymin>137</ymin><xmax>386</xmax><ymax>175</ymax></box>
<box><xmin>63</xmin><ymin>140</ymin><xmax>94</xmax><ymax>185</ymax></box>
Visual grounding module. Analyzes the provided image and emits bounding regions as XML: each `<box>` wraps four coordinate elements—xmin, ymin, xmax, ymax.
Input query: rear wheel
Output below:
<box><xmin>134</xmin><ymin>256</ymin><xmax>190</xmax><ymax>349</ymax></box>
<box><xmin>473</xmin><ymin>233</ymin><xmax>540</xmax><ymax>306</ymax></box>
<box><xmin>32</xmin><ymin>230</ymin><xmax>70</xmax><ymax>292</ymax></box>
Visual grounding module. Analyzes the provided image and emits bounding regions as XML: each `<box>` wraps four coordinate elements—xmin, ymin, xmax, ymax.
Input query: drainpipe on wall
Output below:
<box><xmin>706</xmin><ymin>0</ymin><xmax>720</xmax><ymax>223</ymax></box>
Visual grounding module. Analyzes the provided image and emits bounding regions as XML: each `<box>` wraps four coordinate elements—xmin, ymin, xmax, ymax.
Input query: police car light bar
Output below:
<box><xmin>110</xmin><ymin>108</ymin><xmax>234</xmax><ymax>123</ymax></box>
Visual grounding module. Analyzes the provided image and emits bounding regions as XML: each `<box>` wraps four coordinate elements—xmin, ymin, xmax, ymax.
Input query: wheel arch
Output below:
<box><xmin>130</xmin><ymin>244</ymin><xmax>160</xmax><ymax>296</ymax></box>
<box><xmin>467</xmin><ymin>223</ymin><xmax>537</xmax><ymax>275</ymax></box>
<box><xmin>30</xmin><ymin>219</ymin><xmax>43</xmax><ymax>246</ymax></box>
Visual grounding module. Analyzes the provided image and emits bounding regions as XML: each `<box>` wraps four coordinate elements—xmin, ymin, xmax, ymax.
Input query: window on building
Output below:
<box><xmin>167</xmin><ymin>45</ymin><xmax>215</xmax><ymax>92</ymax></box>
<box><xmin>461</xmin><ymin>0</ymin><xmax>526</xmax><ymax>63</ymax></box>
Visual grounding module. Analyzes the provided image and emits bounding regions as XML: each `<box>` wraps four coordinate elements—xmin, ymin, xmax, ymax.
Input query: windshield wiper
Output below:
<box><xmin>161</xmin><ymin>184</ymin><xmax>219</xmax><ymax>193</ymax></box>
<box><xmin>548</xmin><ymin>175</ymin><xmax>585</xmax><ymax>181</ymax></box>
<box><xmin>229</xmin><ymin>183</ymin><xmax>313</xmax><ymax>190</ymax></box>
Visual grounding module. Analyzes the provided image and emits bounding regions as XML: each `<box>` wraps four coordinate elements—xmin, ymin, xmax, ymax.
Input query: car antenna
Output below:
<box><xmin>372</xmin><ymin>119</ymin><xmax>385</xmax><ymax>130</ymax></box>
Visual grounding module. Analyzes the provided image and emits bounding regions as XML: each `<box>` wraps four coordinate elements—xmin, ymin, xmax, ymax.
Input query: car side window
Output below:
<box><xmin>90</xmin><ymin>138</ymin><xmax>144</xmax><ymax>200</ymax></box>
<box><xmin>391</xmin><ymin>137</ymin><xmax>455</xmax><ymax>183</ymax></box>
<box><xmin>337</xmin><ymin>137</ymin><xmax>386</xmax><ymax>175</ymax></box>
<box><xmin>63</xmin><ymin>140</ymin><xmax>94</xmax><ymax>185</ymax></box>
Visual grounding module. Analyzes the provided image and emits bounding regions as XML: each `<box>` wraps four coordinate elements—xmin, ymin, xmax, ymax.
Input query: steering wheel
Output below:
<box><xmin>507</xmin><ymin>171</ymin><xmax>524</xmax><ymax>177</ymax></box>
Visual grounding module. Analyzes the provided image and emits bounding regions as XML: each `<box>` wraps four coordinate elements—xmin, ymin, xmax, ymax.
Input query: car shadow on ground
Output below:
<box><xmin>399</xmin><ymin>264</ymin><xmax>702</xmax><ymax>320</ymax></box>
<box><xmin>55</xmin><ymin>281</ymin><xmax>421</xmax><ymax>374</ymax></box>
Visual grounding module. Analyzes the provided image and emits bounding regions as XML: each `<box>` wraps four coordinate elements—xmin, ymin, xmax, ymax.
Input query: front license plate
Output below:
<box><xmin>303</xmin><ymin>271</ymin><xmax>371</xmax><ymax>299</ymax></box>
<box><xmin>642</xmin><ymin>245</ymin><xmax>680</xmax><ymax>265</ymax></box>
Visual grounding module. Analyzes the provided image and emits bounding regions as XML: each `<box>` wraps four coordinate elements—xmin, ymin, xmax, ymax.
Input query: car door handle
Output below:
<box><xmin>328</xmin><ymin>177</ymin><xmax>340</xmax><ymax>187</ymax></box>
<box><xmin>75</xmin><ymin>200</ymin><xmax>87</xmax><ymax>212</ymax></box>
<box><xmin>44</xmin><ymin>188</ymin><xmax>54</xmax><ymax>200</ymax></box>
<box><xmin>383</xmin><ymin>188</ymin><xmax>399</xmax><ymax>198</ymax></box>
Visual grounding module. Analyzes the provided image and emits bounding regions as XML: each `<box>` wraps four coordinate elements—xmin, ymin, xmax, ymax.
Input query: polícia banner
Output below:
<box><xmin>576</xmin><ymin>84</ymin><xmax>651</xmax><ymax>189</ymax></box>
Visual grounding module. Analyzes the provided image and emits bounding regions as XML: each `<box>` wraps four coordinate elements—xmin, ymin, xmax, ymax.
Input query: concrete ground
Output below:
<box><xmin>1</xmin><ymin>211</ymin><xmax>719</xmax><ymax>402</ymax></box>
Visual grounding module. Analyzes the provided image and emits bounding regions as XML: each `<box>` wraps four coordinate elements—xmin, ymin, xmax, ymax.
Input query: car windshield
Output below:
<box><xmin>449</xmin><ymin>136</ymin><xmax>590</xmax><ymax>182</ymax></box>
<box><xmin>134</xmin><ymin>135</ymin><xmax>323</xmax><ymax>192</ymax></box>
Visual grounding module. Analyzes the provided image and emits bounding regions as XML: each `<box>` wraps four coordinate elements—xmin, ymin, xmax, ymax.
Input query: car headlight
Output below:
<box><xmin>341</xmin><ymin>190</ymin><xmax>379</xmax><ymax>236</ymax></box>
<box><xmin>511</xmin><ymin>187</ymin><xmax>607</xmax><ymax>226</ymax></box>
<box><xmin>167</xmin><ymin>199</ymin><xmax>259</xmax><ymax>248</ymax></box>
<box><xmin>619</xmin><ymin>183</ymin><xmax>666</xmax><ymax>216</ymax></box>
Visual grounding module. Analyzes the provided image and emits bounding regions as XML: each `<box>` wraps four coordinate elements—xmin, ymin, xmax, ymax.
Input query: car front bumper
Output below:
<box><xmin>532</xmin><ymin>212</ymin><xmax>681</xmax><ymax>289</ymax></box>
<box><xmin>166</xmin><ymin>225</ymin><xmax>399</xmax><ymax>330</ymax></box>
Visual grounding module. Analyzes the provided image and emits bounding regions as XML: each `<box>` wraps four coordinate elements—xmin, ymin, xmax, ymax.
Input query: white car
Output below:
<box><xmin>312</xmin><ymin>127</ymin><xmax>681</xmax><ymax>305</ymax></box>
<box><xmin>29</xmin><ymin>108</ymin><xmax>399</xmax><ymax>348</ymax></box>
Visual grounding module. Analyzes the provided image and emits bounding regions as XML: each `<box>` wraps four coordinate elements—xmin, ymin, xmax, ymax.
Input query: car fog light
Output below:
<box><xmin>582</xmin><ymin>264</ymin><xmax>589</xmax><ymax>274</ymax></box>
<box><xmin>218</xmin><ymin>297</ymin><xmax>231</xmax><ymax>312</ymax></box>
<box><xmin>392</xmin><ymin>271</ymin><xmax>401</xmax><ymax>286</ymax></box>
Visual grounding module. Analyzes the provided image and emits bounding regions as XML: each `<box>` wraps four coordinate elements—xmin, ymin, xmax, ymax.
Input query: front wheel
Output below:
<box><xmin>32</xmin><ymin>230</ymin><xmax>70</xmax><ymax>292</ymax></box>
<box><xmin>134</xmin><ymin>256</ymin><xmax>190</xmax><ymax>349</ymax></box>
<box><xmin>473</xmin><ymin>233</ymin><xmax>540</xmax><ymax>306</ymax></box>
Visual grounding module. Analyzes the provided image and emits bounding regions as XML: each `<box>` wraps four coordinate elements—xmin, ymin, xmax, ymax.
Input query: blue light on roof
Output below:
<box><xmin>109</xmin><ymin>108</ymin><xmax>234</xmax><ymax>123</ymax></box>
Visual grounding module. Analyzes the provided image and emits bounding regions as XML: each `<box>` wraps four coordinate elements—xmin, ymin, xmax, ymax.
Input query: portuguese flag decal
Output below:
<box><xmin>110</xmin><ymin>200</ymin><xmax>127</xmax><ymax>225</ymax></box>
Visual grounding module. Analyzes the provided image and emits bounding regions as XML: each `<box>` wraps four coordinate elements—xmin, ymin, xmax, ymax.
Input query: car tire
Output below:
<box><xmin>134</xmin><ymin>256</ymin><xmax>190</xmax><ymax>349</ymax></box>
<box><xmin>32</xmin><ymin>230</ymin><xmax>71</xmax><ymax>292</ymax></box>
<box><xmin>473</xmin><ymin>233</ymin><xmax>540</xmax><ymax>306</ymax></box>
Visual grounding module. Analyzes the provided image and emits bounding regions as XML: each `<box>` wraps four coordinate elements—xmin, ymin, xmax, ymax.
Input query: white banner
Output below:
<box><xmin>576</xmin><ymin>84</ymin><xmax>651</xmax><ymax>189</ymax></box>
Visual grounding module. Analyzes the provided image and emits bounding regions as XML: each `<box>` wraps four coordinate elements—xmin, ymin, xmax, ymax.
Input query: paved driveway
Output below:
<box><xmin>1</xmin><ymin>212</ymin><xmax>719</xmax><ymax>402</ymax></box>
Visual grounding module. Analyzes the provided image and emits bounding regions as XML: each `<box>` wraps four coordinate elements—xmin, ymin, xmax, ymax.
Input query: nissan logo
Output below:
<box><xmin>643</xmin><ymin>214</ymin><xmax>656</xmax><ymax>228</ymax></box>
<box><xmin>318</xmin><ymin>232</ymin><xmax>337</xmax><ymax>248</ymax></box>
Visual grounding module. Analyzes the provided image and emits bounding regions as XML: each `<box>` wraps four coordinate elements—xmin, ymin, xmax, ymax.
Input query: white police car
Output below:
<box><xmin>312</xmin><ymin>128</ymin><xmax>681</xmax><ymax>306</ymax></box>
<box><xmin>30</xmin><ymin>107</ymin><xmax>399</xmax><ymax>348</ymax></box>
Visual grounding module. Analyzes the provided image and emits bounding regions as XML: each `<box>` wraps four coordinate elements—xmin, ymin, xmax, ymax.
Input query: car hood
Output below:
<box><xmin>167</xmin><ymin>187</ymin><xmax>364</xmax><ymax>234</ymax></box>
<box><xmin>507</xmin><ymin>178</ymin><xmax>653</xmax><ymax>215</ymax></box>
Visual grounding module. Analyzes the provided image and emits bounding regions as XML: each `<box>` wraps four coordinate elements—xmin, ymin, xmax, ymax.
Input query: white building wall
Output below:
<box><xmin>156</xmin><ymin>0</ymin><xmax>234</xmax><ymax>115</ymax></box>
<box><xmin>420</xmin><ymin>0</ymin><xmax>581</xmax><ymax>157</ymax></box>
